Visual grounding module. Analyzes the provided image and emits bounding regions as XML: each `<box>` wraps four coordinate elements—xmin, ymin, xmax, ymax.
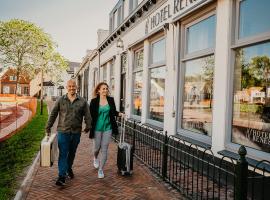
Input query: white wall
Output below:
<box><xmin>83</xmin><ymin>0</ymin><xmax>270</xmax><ymax>160</ymax></box>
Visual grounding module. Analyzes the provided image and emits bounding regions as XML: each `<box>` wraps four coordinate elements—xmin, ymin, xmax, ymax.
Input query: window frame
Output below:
<box><xmin>113</xmin><ymin>10</ymin><xmax>117</xmax><ymax>30</ymax></box>
<box><xmin>9</xmin><ymin>75</ymin><xmax>17</xmax><ymax>81</ymax></box>
<box><xmin>146</xmin><ymin>36</ymin><xmax>167</xmax><ymax>127</ymax></box>
<box><xmin>182</xmin><ymin>11</ymin><xmax>216</xmax><ymax>61</ymax></box>
<box><xmin>225</xmin><ymin>0</ymin><xmax>270</xmax><ymax>158</ymax></box>
<box><xmin>177</xmin><ymin>9</ymin><xmax>217</xmax><ymax>144</ymax></box>
<box><xmin>23</xmin><ymin>86</ymin><xmax>29</xmax><ymax>95</ymax></box>
<box><xmin>131</xmin><ymin>47</ymin><xmax>144</xmax><ymax>120</ymax></box>
<box><xmin>149</xmin><ymin>37</ymin><xmax>166</xmax><ymax>68</ymax></box>
<box><xmin>233</xmin><ymin>0</ymin><xmax>270</xmax><ymax>49</ymax></box>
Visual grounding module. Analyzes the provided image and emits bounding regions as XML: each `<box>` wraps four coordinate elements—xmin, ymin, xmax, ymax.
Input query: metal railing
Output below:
<box><xmin>115</xmin><ymin>119</ymin><xmax>270</xmax><ymax>200</ymax></box>
<box><xmin>0</xmin><ymin>95</ymin><xmax>37</xmax><ymax>142</ymax></box>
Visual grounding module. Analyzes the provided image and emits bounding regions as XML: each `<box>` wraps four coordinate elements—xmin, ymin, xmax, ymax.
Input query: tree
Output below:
<box><xmin>202</xmin><ymin>56</ymin><xmax>214</xmax><ymax>108</ymax></box>
<box><xmin>33</xmin><ymin>47</ymin><xmax>67</xmax><ymax>115</ymax></box>
<box><xmin>0</xmin><ymin>19</ymin><xmax>67</xmax><ymax>96</ymax></box>
<box><xmin>249</xmin><ymin>56</ymin><xmax>270</xmax><ymax>103</ymax></box>
<box><xmin>248</xmin><ymin>56</ymin><xmax>270</xmax><ymax>122</ymax></box>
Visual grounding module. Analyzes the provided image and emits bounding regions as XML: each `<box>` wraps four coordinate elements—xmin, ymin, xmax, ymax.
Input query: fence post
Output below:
<box><xmin>235</xmin><ymin>145</ymin><xmax>248</xmax><ymax>200</ymax></box>
<box><xmin>162</xmin><ymin>131</ymin><xmax>168</xmax><ymax>181</ymax></box>
<box><xmin>132</xmin><ymin>120</ymin><xmax>136</xmax><ymax>149</ymax></box>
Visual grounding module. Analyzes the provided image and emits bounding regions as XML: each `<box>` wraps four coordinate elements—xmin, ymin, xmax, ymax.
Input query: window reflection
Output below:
<box><xmin>135</xmin><ymin>49</ymin><xmax>144</xmax><ymax>70</ymax></box>
<box><xmin>132</xmin><ymin>72</ymin><xmax>143</xmax><ymax>116</ymax></box>
<box><xmin>181</xmin><ymin>56</ymin><xmax>214</xmax><ymax>136</ymax></box>
<box><xmin>232</xmin><ymin>42</ymin><xmax>270</xmax><ymax>153</ymax></box>
<box><xmin>187</xmin><ymin>15</ymin><xmax>216</xmax><ymax>54</ymax></box>
<box><xmin>239</xmin><ymin>0</ymin><xmax>270</xmax><ymax>39</ymax></box>
<box><xmin>152</xmin><ymin>39</ymin><xmax>165</xmax><ymax>64</ymax></box>
<box><xmin>103</xmin><ymin>65</ymin><xmax>107</xmax><ymax>82</ymax></box>
<box><xmin>149</xmin><ymin>67</ymin><xmax>165</xmax><ymax>122</ymax></box>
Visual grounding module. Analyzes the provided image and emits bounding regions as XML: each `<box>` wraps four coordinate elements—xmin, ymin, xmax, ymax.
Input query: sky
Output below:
<box><xmin>0</xmin><ymin>0</ymin><xmax>118</xmax><ymax>62</ymax></box>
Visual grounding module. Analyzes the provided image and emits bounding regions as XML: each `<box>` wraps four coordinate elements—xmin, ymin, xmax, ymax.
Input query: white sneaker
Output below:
<box><xmin>98</xmin><ymin>169</ymin><xmax>104</xmax><ymax>179</ymax></box>
<box><xmin>93</xmin><ymin>158</ymin><xmax>99</xmax><ymax>169</ymax></box>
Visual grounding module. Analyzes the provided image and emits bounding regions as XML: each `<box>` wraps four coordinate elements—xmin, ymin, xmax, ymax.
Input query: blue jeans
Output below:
<box><xmin>57</xmin><ymin>132</ymin><xmax>81</xmax><ymax>177</ymax></box>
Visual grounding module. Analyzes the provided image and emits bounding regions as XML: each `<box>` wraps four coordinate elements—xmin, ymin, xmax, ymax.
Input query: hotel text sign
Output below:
<box><xmin>145</xmin><ymin>0</ymin><xmax>205</xmax><ymax>34</ymax></box>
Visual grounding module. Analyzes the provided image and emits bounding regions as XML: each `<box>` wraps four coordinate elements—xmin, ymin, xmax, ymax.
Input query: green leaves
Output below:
<box><xmin>0</xmin><ymin>19</ymin><xmax>68</xmax><ymax>92</ymax></box>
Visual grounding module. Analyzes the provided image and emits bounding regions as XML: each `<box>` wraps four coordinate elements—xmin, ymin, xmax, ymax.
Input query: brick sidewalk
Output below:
<box><xmin>24</xmin><ymin>133</ymin><xmax>183</xmax><ymax>200</ymax></box>
<box><xmin>22</xmin><ymin>101</ymin><xmax>184</xmax><ymax>200</ymax></box>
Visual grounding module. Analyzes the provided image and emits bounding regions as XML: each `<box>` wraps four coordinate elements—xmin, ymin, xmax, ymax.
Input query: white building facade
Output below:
<box><xmin>76</xmin><ymin>0</ymin><xmax>270</xmax><ymax>161</ymax></box>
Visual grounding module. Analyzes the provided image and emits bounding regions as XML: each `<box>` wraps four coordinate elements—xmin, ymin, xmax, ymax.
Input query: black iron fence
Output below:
<box><xmin>115</xmin><ymin>119</ymin><xmax>270</xmax><ymax>200</ymax></box>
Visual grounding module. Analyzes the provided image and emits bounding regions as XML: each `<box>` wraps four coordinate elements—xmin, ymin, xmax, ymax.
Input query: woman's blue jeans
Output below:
<box><xmin>57</xmin><ymin>132</ymin><xmax>81</xmax><ymax>177</ymax></box>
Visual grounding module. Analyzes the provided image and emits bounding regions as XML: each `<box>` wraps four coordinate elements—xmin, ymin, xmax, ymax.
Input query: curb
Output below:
<box><xmin>13</xmin><ymin>151</ymin><xmax>40</xmax><ymax>200</ymax></box>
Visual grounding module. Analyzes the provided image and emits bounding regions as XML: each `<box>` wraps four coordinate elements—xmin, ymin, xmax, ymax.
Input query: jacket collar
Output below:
<box><xmin>64</xmin><ymin>93</ymin><xmax>80</xmax><ymax>101</ymax></box>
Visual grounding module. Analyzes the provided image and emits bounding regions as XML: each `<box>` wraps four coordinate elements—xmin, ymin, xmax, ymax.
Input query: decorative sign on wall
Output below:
<box><xmin>145</xmin><ymin>0</ymin><xmax>208</xmax><ymax>34</ymax></box>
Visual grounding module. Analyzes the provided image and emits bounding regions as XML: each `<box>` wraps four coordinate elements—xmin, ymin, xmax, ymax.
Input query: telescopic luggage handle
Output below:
<box><xmin>120</xmin><ymin>116</ymin><xmax>126</xmax><ymax>144</ymax></box>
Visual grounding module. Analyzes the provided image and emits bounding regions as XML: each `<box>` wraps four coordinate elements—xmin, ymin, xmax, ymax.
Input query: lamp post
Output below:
<box><xmin>39</xmin><ymin>44</ymin><xmax>47</xmax><ymax>115</ymax></box>
<box><xmin>116</xmin><ymin>38</ymin><xmax>124</xmax><ymax>50</ymax></box>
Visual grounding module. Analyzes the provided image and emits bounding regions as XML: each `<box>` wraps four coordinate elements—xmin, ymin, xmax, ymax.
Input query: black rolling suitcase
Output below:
<box><xmin>117</xmin><ymin>117</ymin><xmax>134</xmax><ymax>175</ymax></box>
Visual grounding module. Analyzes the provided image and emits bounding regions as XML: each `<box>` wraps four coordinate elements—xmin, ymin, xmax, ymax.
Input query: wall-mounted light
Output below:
<box><xmin>116</xmin><ymin>38</ymin><xmax>124</xmax><ymax>50</ymax></box>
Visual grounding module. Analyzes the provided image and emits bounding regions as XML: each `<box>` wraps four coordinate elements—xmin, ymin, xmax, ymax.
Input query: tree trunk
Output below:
<box><xmin>14</xmin><ymin>68</ymin><xmax>21</xmax><ymax>100</ymax></box>
<box><xmin>40</xmin><ymin>69</ymin><xmax>44</xmax><ymax>115</ymax></box>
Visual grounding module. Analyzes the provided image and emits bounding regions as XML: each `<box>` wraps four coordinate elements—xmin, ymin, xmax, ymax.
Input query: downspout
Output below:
<box><xmin>98</xmin><ymin>50</ymin><xmax>101</xmax><ymax>83</ymax></box>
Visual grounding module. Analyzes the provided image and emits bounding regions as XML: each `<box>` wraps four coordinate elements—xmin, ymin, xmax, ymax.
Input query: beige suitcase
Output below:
<box><xmin>40</xmin><ymin>133</ymin><xmax>58</xmax><ymax>167</ymax></box>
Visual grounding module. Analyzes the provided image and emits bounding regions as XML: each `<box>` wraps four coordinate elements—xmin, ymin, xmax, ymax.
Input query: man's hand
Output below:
<box><xmin>46</xmin><ymin>129</ymin><xmax>51</xmax><ymax>136</ymax></box>
<box><xmin>84</xmin><ymin>128</ymin><xmax>90</xmax><ymax>134</ymax></box>
<box><xmin>118</xmin><ymin>112</ymin><xmax>125</xmax><ymax>118</ymax></box>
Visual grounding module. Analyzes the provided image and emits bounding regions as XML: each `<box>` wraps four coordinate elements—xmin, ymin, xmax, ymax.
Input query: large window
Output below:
<box><xmin>23</xmin><ymin>86</ymin><xmax>29</xmax><ymax>95</ymax></box>
<box><xmin>9</xmin><ymin>75</ymin><xmax>16</xmax><ymax>81</ymax></box>
<box><xmin>238</xmin><ymin>0</ymin><xmax>270</xmax><ymax>39</ymax></box>
<box><xmin>130</xmin><ymin>0</ymin><xmax>138</xmax><ymax>13</ymax></box>
<box><xmin>232</xmin><ymin>0</ymin><xmax>270</xmax><ymax>153</ymax></box>
<box><xmin>149</xmin><ymin>38</ymin><xmax>166</xmax><ymax>122</ymax></box>
<box><xmin>180</xmin><ymin>12</ymin><xmax>216</xmax><ymax>137</ymax></box>
<box><xmin>132</xmin><ymin>48</ymin><xmax>143</xmax><ymax>116</ymax></box>
<box><xmin>187</xmin><ymin>15</ymin><xmax>216</xmax><ymax>53</ymax></box>
<box><xmin>151</xmin><ymin>38</ymin><xmax>166</xmax><ymax>64</ymax></box>
<box><xmin>123</xmin><ymin>0</ymin><xmax>129</xmax><ymax>19</ymax></box>
<box><xmin>113</xmin><ymin>10</ymin><xmax>117</xmax><ymax>30</ymax></box>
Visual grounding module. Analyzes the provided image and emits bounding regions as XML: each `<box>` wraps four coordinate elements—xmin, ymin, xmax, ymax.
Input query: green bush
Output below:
<box><xmin>0</xmin><ymin>102</ymin><xmax>48</xmax><ymax>200</ymax></box>
<box><xmin>239</xmin><ymin>103</ymin><xmax>263</xmax><ymax>114</ymax></box>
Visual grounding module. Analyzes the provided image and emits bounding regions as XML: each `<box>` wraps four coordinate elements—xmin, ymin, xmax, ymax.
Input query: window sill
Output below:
<box><xmin>218</xmin><ymin>150</ymin><xmax>270</xmax><ymax>173</ymax></box>
<box><xmin>142</xmin><ymin>123</ymin><xmax>163</xmax><ymax>131</ymax></box>
<box><xmin>172</xmin><ymin>134</ymin><xmax>211</xmax><ymax>150</ymax></box>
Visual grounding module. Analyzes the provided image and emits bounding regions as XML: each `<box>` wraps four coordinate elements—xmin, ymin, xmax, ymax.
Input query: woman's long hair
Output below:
<box><xmin>93</xmin><ymin>82</ymin><xmax>110</xmax><ymax>98</ymax></box>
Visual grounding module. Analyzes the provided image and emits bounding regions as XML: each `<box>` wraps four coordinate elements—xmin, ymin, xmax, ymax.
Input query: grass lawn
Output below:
<box><xmin>0</xmin><ymin>102</ymin><xmax>48</xmax><ymax>200</ymax></box>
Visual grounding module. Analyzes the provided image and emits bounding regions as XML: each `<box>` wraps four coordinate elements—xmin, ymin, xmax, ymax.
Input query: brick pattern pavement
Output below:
<box><xmin>25</xmin><ymin>133</ymin><xmax>183</xmax><ymax>200</ymax></box>
<box><xmin>23</xmin><ymin>101</ymin><xmax>184</xmax><ymax>200</ymax></box>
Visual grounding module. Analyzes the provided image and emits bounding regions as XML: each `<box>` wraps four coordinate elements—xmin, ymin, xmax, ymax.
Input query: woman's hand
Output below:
<box><xmin>118</xmin><ymin>112</ymin><xmax>125</xmax><ymax>118</ymax></box>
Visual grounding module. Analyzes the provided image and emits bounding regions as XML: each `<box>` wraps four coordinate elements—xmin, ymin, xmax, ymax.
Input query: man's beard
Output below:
<box><xmin>69</xmin><ymin>91</ymin><xmax>76</xmax><ymax>96</ymax></box>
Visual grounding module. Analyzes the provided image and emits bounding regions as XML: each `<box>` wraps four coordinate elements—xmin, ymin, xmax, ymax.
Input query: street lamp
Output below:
<box><xmin>116</xmin><ymin>38</ymin><xmax>124</xmax><ymax>50</ymax></box>
<box><xmin>39</xmin><ymin>44</ymin><xmax>47</xmax><ymax>115</ymax></box>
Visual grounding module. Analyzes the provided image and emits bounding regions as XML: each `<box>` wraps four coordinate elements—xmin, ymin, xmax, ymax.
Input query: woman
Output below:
<box><xmin>89</xmin><ymin>82</ymin><xmax>124</xmax><ymax>178</ymax></box>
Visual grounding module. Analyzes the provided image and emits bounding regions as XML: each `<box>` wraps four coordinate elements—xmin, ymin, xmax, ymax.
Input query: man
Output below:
<box><xmin>46</xmin><ymin>79</ymin><xmax>91</xmax><ymax>186</ymax></box>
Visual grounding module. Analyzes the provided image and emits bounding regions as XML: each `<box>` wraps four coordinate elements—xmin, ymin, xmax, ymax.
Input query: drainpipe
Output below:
<box><xmin>98</xmin><ymin>50</ymin><xmax>101</xmax><ymax>82</ymax></box>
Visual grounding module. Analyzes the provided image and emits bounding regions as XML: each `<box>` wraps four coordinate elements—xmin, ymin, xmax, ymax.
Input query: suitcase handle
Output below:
<box><xmin>45</xmin><ymin>132</ymin><xmax>51</xmax><ymax>142</ymax></box>
<box><xmin>120</xmin><ymin>116</ymin><xmax>126</xmax><ymax>144</ymax></box>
